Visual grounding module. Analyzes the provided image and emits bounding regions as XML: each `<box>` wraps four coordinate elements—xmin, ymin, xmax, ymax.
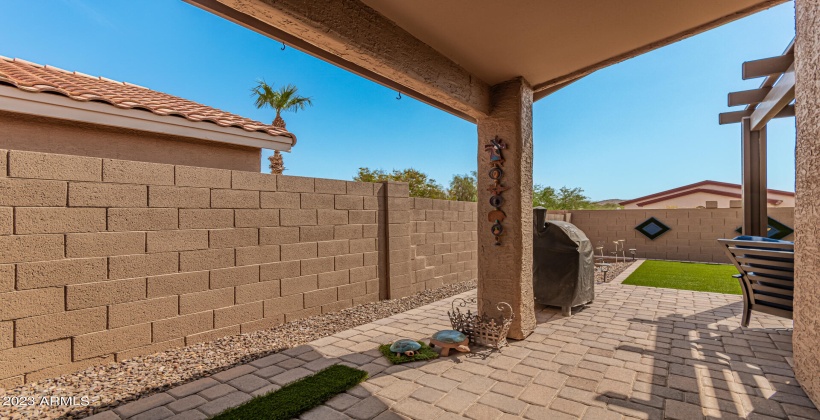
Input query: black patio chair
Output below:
<box><xmin>718</xmin><ymin>236</ymin><xmax>794</xmax><ymax>327</ymax></box>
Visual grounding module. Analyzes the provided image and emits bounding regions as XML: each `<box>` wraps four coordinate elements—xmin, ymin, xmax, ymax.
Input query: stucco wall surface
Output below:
<box><xmin>0</xmin><ymin>111</ymin><xmax>261</xmax><ymax>171</ymax></box>
<box><xmin>476</xmin><ymin>77</ymin><xmax>536</xmax><ymax>339</ymax></box>
<box><xmin>571</xmin><ymin>208</ymin><xmax>794</xmax><ymax>264</ymax></box>
<box><xmin>0</xmin><ymin>149</ymin><xmax>475</xmax><ymax>386</ymax></box>
<box><xmin>794</xmin><ymin>0</ymin><xmax>820</xmax><ymax>407</ymax></box>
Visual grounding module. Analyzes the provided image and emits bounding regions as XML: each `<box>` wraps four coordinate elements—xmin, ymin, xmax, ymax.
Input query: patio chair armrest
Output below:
<box><xmin>732</xmin><ymin>274</ymin><xmax>743</xmax><ymax>279</ymax></box>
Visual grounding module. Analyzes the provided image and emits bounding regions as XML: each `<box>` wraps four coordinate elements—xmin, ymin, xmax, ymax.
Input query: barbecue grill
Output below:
<box><xmin>532</xmin><ymin>207</ymin><xmax>595</xmax><ymax>316</ymax></box>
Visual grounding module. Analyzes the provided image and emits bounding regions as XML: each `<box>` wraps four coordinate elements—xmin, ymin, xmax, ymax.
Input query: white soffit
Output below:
<box><xmin>362</xmin><ymin>0</ymin><xmax>786</xmax><ymax>88</ymax></box>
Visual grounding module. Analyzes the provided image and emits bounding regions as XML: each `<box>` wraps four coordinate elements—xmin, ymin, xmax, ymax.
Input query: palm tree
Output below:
<box><xmin>251</xmin><ymin>80</ymin><xmax>312</xmax><ymax>129</ymax></box>
<box><xmin>268</xmin><ymin>151</ymin><xmax>285</xmax><ymax>175</ymax></box>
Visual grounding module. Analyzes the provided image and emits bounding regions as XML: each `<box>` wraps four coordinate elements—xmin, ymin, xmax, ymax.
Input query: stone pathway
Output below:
<box><xmin>89</xmin><ymin>283</ymin><xmax>817</xmax><ymax>420</ymax></box>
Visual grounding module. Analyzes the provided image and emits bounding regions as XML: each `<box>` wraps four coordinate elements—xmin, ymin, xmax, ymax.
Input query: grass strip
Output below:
<box><xmin>622</xmin><ymin>260</ymin><xmax>741</xmax><ymax>294</ymax></box>
<box><xmin>379</xmin><ymin>341</ymin><xmax>439</xmax><ymax>364</ymax></box>
<box><xmin>212</xmin><ymin>364</ymin><xmax>367</xmax><ymax>420</ymax></box>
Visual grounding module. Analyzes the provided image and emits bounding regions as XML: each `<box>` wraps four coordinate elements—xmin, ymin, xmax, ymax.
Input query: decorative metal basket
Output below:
<box><xmin>448</xmin><ymin>297</ymin><xmax>515</xmax><ymax>349</ymax></box>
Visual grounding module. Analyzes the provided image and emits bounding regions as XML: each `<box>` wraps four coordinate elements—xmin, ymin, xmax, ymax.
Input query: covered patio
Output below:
<box><xmin>0</xmin><ymin>1</ymin><xmax>818</xmax><ymax>418</ymax></box>
<box><xmin>181</xmin><ymin>0</ymin><xmax>820</xmax><ymax>408</ymax></box>
<box><xmin>101</xmin><ymin>281</ymin><xmax>814</xmax><ymax>419</ymax></box>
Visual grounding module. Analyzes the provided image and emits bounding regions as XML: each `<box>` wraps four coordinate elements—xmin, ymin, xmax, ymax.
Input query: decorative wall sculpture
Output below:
<box><xmin>484</xmin><ymin>136</ymin><xmax>507</xmax><ymax>245</ymax></box>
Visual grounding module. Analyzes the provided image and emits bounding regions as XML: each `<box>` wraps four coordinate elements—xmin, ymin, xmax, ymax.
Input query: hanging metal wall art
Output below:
<box><xmin>484</xmin><ymin>136</ymin><xmax>508</xmax><ymax>245</ymax></box>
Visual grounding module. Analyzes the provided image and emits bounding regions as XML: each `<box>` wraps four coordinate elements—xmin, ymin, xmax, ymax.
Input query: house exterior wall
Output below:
<box><xmin>0</xmin><ymin>111</ymin><xmax>261</xmax><ymax>171</ymax></box>
<box><xmin>622</xmin><ymin>190</ymin><xmax>795</xmax><ymax>209</ymax></box>
<box><xmin>571</xmin><ymin>208</ymin><xmax>795</xmax><ymax>263</ymax></box>
<box><xmin>794</xmin><ymin>0</ymin><xmax>820</xmax><ymax>406</ymax></box>
<box><xmin>0</xmin><ymin>149</ymin><xmax>476</xmax><ymax>386</ymax></box>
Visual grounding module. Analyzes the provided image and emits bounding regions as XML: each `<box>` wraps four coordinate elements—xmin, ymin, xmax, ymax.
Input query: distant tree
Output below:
<box><xmin>251</xmin><ymin>80</ymin><xmax>312</xmax><ymax>129</ymax></box>
<box><xmin>533</xmin><ymin>184</ymin><xmax>558</xmax><ymax>209</ymax></box>
<box><xmin>448</xmin><ymin>171</ymin><xmax>477</xmax><ymax>202</ymax></box>
<box><xmin>532</xmin><ymin>185</ymin><xmax>618</xmax><ymax>210</ymax></box>
<box><xmin>556</xmin><ymin>186</ymin><xmax>590</xmax><ymax>210</ymax></box>
<box><xmin>354</xmin><ymin>167</ymin><xmax>447</xmax><ymax>199</ymax></box>
<box><xmin>353</xmin><ymin>167</ymin><xmax>387</xmax><ymax>184</ymax></box>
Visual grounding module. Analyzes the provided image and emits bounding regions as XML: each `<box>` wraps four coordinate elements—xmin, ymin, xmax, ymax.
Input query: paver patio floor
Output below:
<box><xmin>96</xmin><ymin>283</ymin><xmax>818</xmax><ymax>420</ymax></box>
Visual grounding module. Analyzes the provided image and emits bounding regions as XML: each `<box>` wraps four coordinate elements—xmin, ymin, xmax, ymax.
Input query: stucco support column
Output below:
<box><xmin>476</xmin><ymin>77</ymin><xmax>536</xmax><ymax>339</ymax></box>
<box><xmin>794</xmin><ymin>0</ymin><xmax>820</xmax><ymax>407</ymax></box>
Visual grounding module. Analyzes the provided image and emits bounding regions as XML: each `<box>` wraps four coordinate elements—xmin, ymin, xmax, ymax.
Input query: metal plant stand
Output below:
<box><xmin>611</xmin><ymin>239</ymin><xmax>626</xmax><ymax>263</ymax></box>
<box><xmin>448</xmin><ymin>297</ymin><xmax>514</xmax><ymax>349</ymax></box>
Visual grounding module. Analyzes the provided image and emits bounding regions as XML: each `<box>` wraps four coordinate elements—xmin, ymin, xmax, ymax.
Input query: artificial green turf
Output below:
<box><xmin>211</xmin><ymin>364</ymin><xmax>367</xmax><ymax>420</ymax></box>
<box><xmin>379</xmin><ymin>341</ymin><xmax>439</xmax><ymax>364</ymax></box>
<box><xmin>621</xmin><ymin>260</ymin><xmax>742</xmax><ymax>295</ymax></box>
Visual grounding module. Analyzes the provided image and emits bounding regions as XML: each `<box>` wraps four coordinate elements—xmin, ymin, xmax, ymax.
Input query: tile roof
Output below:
<box><xmin>0</xmin><ymin>56</ymin><xmax>294</xmax><ymax>140</ymax></box>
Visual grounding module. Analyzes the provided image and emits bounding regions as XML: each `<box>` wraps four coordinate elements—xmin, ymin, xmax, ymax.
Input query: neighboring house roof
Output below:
<box><xmin>619</xmin><ymin>180</ymin><xmax>794</xmax><ymax>207</ymax></box>
<box><xmin>0</xmin><ymin>56</ymin><xmax>295</xmax><ymax>149</ymax></box>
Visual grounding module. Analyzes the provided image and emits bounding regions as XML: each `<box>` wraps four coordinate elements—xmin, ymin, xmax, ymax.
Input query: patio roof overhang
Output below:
<box><xmin>186</xmin><ymin>0</ymin><xmax>786</xmax><ymax>122</ymax></box>
<box><xmin>177</xmin><ymin>3</ymin><xmax>820</xmax><ymax>406</ymax></box>
<box><xmin>184</xmin><ymin>0</ymin><xmax>794</xmax><ymax>341</ymax></box>
<box><xmin>186</xmin><ymin>0</ymin><xmax>794</xmax><ymax>338</ymax></box>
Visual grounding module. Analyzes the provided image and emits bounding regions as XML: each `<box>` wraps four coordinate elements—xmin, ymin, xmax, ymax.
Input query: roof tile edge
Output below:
<box><xmin>0</xmin><ymin>55</ymin><xmax>294</xmax><ymax>142</ymax></box>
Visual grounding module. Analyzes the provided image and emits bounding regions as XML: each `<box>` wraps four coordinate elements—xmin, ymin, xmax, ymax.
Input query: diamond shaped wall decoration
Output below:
<box><xmin>635</xmin><ymin>217</ymin><xmax>670</xmax><ymax>240</ymax></box>
<box><xmin>768</xmin><ymin>217</ymin><xmax>795</xmax><ymax>239</ymax></box>
<box><xmin>734</xmin><ymin>217</ymin><xmax>794</xmax><ymax>240</ymax></box>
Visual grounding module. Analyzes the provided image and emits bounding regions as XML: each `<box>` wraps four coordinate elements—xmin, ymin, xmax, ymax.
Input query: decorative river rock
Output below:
<box><xmin>389</xmin><ymin>339</ymin><xmax>421</xmax><ymax>357</ymax></box>
<box><xmin>430</xmin><ymin>330</ymin><xmax>471</xmax><ymax>356</ymax></box>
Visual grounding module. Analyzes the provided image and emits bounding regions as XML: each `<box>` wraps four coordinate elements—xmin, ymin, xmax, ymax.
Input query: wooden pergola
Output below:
<box><xmin>719</xmin><ymin>39</ymin><xmax>795</xmax><ymax>237</ymax></box>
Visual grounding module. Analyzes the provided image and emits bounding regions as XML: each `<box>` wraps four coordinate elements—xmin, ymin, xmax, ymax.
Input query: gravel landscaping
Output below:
<box><xmin>594</xmin><ymin>260</ymin><xmax>634</xmax><ymax>283</ymax></box>
<box><xmin>1</xmin><ymin>281</ymin><xmax>476</xmax><ymax>420</ymax></box>
<box><xmin>2</xmin><ymin>263</ymin><xmax>635</xmax><ymax>420</ymax></box>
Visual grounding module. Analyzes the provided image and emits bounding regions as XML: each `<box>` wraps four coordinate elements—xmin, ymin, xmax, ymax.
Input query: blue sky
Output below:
<box><xmin>0</xmin><ymin>1</ymin><xmax>796</xmax><ymax>201</ymax></box>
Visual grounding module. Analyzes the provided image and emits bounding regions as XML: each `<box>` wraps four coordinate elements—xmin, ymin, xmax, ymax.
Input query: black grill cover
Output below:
<box><xmin>532</xmin><ymin>208</ymin><xmax>594</xmax><ymax>309</ymax></box>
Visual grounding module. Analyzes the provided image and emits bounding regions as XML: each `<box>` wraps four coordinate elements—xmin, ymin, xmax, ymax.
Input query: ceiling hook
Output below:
<box><xmin>281</xmin><ymin>42</ymin><xmax>286</xmax><ymax>51</ymax></box>
<box><xmin>396</xmin><ymin>91</ymin><xmax>402</xmax><ymax>100</ymax></box>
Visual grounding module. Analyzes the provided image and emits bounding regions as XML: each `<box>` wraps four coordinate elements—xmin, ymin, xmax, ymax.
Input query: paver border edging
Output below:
<box><xmin>610</xmin><ymin>259</ymin><xmax>646</xmax><ymax>284</ymax></box>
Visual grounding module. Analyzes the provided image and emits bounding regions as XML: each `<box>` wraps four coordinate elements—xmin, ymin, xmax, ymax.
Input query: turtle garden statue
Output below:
<box><xmin>430</xmin><ymin>330</ymin><xmax>470</xmax><ymax>356</ymax></box>
<box><xmin>389</xmin><ymin>339</ymin><xmax>422</xmax><ymax>357</ymax></box>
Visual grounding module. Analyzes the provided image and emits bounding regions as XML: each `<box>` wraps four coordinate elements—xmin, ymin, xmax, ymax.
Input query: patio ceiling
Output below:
<box><xmin>186</xmin><ymin>0</ymin><xmax>786</xmax><ymax>122</ymax></box>
<box><xmin>361</xmin><ymin>0</ymin><xmax>786</xmax><ymax>95</ymax></box>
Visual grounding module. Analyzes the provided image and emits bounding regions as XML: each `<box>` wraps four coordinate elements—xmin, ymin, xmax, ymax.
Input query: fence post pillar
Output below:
<box><xmin>383</xmin><ymin>181</ymin><xmax>412</xmax><ymax>299</ymax></box>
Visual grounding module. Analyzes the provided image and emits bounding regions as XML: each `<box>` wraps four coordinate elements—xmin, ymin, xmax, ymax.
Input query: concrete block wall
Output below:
<box><xmin>571</xmin><ymin>208</ymin><xmax>795</xmax><ymax>263</ymax></box>
<box><xmin>409</xmin><ymin>198</ymin><xmax>478</xmax><ymax>292</ymax></box>
<box><xmin>0</xmin><ymin>149</ymin><xmax>478</xmax><ymax>386</ymax></box>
